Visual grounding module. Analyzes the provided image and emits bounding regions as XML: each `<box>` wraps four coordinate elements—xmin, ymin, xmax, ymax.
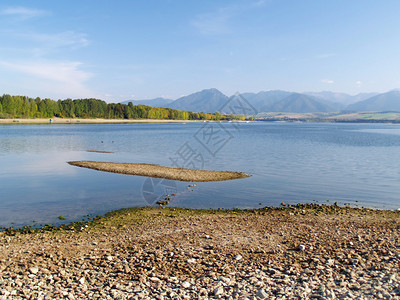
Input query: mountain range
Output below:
<box><xmin>121</xmin><ymin>89</ymin><xmax>400</xmax><ymax>114</ymax></box>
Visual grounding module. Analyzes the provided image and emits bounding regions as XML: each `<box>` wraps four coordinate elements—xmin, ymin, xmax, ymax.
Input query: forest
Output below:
<box><xmin>0</xmin><ymin>94</ymin><xmax>244</xmax><ymax>121</ymax></box>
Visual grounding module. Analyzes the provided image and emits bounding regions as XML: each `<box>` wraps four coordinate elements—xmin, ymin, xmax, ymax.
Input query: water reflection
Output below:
<box><xmin>1</xmin><ymin>123</ymin><xmax>400</xmax><ymax>228</ymax></box>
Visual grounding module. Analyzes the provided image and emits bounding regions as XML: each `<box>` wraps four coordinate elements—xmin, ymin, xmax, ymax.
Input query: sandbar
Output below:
<box><xmin>68</xmin><ymin>160</ymin><xmax>250</xmax><ymax>181</ymax></box>
<box><xmin>86</xmin><ymin>150</ymin><xmax>114</xmax><ymax>154</ymax></box>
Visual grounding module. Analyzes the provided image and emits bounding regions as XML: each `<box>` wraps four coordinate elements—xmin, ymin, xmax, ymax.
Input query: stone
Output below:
<box><xmin>214</xmin><ymin>286</ymin><xmax>224</xmax><ymax>296</ymax></box>
<box><xmin>256</xmin><ymin>288</ymin><xmax>268</xmax><ymax>299</ymax></box>
<box><xmin>181</xmin><ymin>281</ymin><xmax>191</xmax><ymax>288</ymax></box>
<box><xmin>298</xmin><ymin>244</ymin><xmax>306</xmax><ymax>251</ymax></box>
<box><xmin>29</xmin><ymin>267</ymin><xmax>39</xmax><ymax>274</ymax></box>
<box><xmin>235</xmin><ymin>254</ymin><xmax>243</xmax><ymax>260</ymax></box>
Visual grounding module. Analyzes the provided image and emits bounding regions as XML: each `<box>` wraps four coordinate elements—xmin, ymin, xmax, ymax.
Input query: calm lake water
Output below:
<box><xmin>1</xmin><ymin>121</ymin><xmax>400</xmax><ymax>228</ymax></box>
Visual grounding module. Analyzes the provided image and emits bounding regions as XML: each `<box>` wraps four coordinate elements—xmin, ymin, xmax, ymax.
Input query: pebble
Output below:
<box><xmin>181</xmin><ymin>281</ymin><xmax>191</xmax><ymax>288</ymax></box>
<box><xmin>214</xmin><ymin>286</ymin><xmax>224</xmax><ymax>296</ymax></box>
<box><xmin>256</xmin><ymin>288</ymin><xmax>268</xmax><ymax>299</ymax></box>
<box><xmin>1</xmin><ymin>205</ymin><xmax>399</xmax><ymax>300</ymax></box>
<box><xmin>150</xmin><ymin>277</ymin><xmax>160</xmax><ymax>282</ymax></box>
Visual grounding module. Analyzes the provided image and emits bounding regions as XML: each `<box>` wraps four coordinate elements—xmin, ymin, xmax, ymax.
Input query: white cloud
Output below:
<box><xmin>1</xmin><ymin>61</ymin><xmax>90</xmax><ymax>83</ymax></box>
<box><xmin>1</xmin><ymin>30</ymin><xmax>90</xmax><ymax>52</ymax></box>
<box><xmin>0</xmin><ymin>60</ymin><xmax>93</xmax><ymax>98</ymax></box>
<box><xmin>321</xmin><ymin>79</ymin><xmax>334</xmax><ymax>84</ymax></box>
<box><xmin>0</xmin><ymin>6</ymin><xmax>48</xmax><ymax>19</ymax></box>
<box><xmin>252</xmin><ymin>0</ymin><xmax>269</xmax><ymax>7</ymax></box>
<box><xmin>356</xmin><ymin>80</ymin><xmax>362</xmax><ymax>87</ymax></box>
<box><xmin>316</xmin><ymin>53</ymin><xmax>337</xmax><ymax>59</ymax></box>
<box><xmin>23</xmin><ymin>31</ymin><xmax>89</xmax><ymax>49</ymax></box>
<box><xmin>191</xmin><ymin>1</ymin><xmax>271</xmax><ymax>36</ymax></box>
<box><xmin>191</xmin><ymin>9</ymin><xmax>232</xmax><ymax>35</ymax></box>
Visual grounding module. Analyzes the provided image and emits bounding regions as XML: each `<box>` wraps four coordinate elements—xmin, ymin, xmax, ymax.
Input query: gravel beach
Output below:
<box><xmin>1</xmin><ymin>205</ymin><xmax>399</xmax><ymax>299</ymax></box>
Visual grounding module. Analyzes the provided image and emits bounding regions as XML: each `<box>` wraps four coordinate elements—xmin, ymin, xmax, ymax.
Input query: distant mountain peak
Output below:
<box><xmin>270</xmin><ymin>93</ymin><xmax>335</xmax><ymax>113</ymax></box>
<box><xmin>347</xmin><ymin>90</ymin><xmax>400</xmax><ymax>111</ymax></box>
<box><xmin>119</xmin><ymin>88</ymin><xmax>400</xmax><ymax>114</ymax></box>
<box><xmin>167</xmin><ymin>88</ymin><xmax>229</xmax><ymax>113</ymax></box>
<box><xmin>120</xmin><ymin>97</ymin><xmax>174</xmax><ymax>107</ymax></box>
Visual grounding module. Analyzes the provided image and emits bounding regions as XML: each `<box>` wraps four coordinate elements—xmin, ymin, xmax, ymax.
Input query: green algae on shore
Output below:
<box><xmin>67</xmin><ymin>161</ymin><xmax>250</xmax><ymax>182</ymax></box>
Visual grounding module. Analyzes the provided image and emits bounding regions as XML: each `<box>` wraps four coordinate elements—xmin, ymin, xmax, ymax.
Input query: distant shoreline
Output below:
<box><xmin>0</xmin><ymin>118</ymin><xmax>253</xmax><ymax>124</ymax></box>
<box><xmin>255</xmin><ymin>111</ymin><xmax>400</xmax><ymax>123</ymax></box>
<box><xmin>0</xmin><ymin>118</ymin><xmax>197</xmax><ymax>124</ymax></box>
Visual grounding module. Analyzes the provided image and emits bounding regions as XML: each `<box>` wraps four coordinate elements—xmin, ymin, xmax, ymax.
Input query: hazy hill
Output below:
<box><xmin>121</xmin><ymin>97</ymin><xmax>174</xmax><ymax>107</ymax></box>
<box><xmin>347</xmin><ymin>91</ymin><xmax>400</xmax><ymax>111</ymax></box>
<box><xmin>167</xmin><ymin>88</ymin><xmax>229</xmax><ymax>113</ymax></box>
<box><xmin>304</xmin><ymin>91</ymin><xmax>379</xmax><ymax>111</ymax></box>
<box><xmin>270</xmin><ymin>93</ymin><xmax>335</xmax><ymax>113</ymax></box>
<box><xmin>305</xmin><ymin>91</ymin><xmax>354</xmax><ymax>105</ymax></box>
<box><xmin>241</xmin><ymin>90</ymin><xmax>292</xmax><ymax>112</ymax></box>
<box><xmin>351</xmin><ymin>92</ymin><xmax>380</xmax><ymax>103</ymax></box>
<box><xmin>120</xmin><ymin>89</ymin><xmax>400</xmax><ymax>114</ymax></box>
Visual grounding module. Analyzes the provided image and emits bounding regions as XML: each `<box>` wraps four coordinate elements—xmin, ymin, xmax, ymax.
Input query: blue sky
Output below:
<box><xmin>0</xmin><ymin>0</ymin><xmax>400</xmax><ymax>102</ymax></box>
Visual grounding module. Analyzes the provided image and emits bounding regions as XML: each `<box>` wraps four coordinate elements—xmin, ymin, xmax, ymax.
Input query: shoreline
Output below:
<box><xmin>1</xmin><ymin>204</ymin><xmax>399</xmax><ymax>299</ymax></box>
<box><xmin>0</xmin><ymin>118</ymin><xmax>253</xmax><ymax>125</ymax></box>
<box><xmin>0</xmin><ymin>118</ymin><xmax>197</xmax><ymax>124</ymax></box>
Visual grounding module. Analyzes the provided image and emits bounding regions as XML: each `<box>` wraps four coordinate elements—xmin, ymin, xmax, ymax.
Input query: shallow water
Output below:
<box><xmin>1</xmin><ymin>122</ymin><xmax>400</xmax><ymax>228</ymax></box>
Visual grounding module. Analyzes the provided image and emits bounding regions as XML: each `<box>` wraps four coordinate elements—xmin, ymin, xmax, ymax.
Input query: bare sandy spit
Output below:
<box><xmin>0</xmin><ymin>118</ymin><xmax>195</xmax><ymax>124</ymax></box>
<box><xmin>1</xmin><ymin>205</ymin><xmax>399</xmax><ymax>299</ymax></box>
<box><xmin>68</xmin><ymin>161</ymin><xmax>250</xmax><ymax>182</ymax></box>
<box><xmin>86</xmin><ymin>150</ymin><xmax>114</xmax><ymax>154</ymax></box>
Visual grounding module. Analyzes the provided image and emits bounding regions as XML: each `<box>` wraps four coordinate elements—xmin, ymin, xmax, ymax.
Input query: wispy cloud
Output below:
<box><xmin>0</xmin><ymin>6</ymin><xmax>48</xmax><ymax>19</ymax></box>
<box><xmin>0</xmin><ymin>6</ymin><xmax>94</xmax><ymax>99</ymax></box>
<box><xmin>0</xmin><ymin>60</ymin><xmax>93</xmax><ymax>98</ymax></box>
<box><xmin>20</xmin><ymin>31</ymin><xmax>89</xmax><ymax>49</ymax></box>
<box><xmin>191</xmin><ymin>1</ymin><xmax>267</xmax><ymax>35</ymax></box>
<box><xmin>191</xmin><ymin>8</ymin><xmax>233</xmax><ymax>35</ymax></box>
<box><xmin>252</xmin><ymin>0</ymin><xmax>267</xmax><ymax>7</ymax></box>
<box><xmin>356</xmin><ymin>80</ymin><xmax>362</xmax><ymax>87</ymax></box>
<box><xmin>316</xmin><ymin>53</ymin><xmax>337</xmax><ymax>59</ymax></box>
<box><xmin>321</xmin><ymin>79</ymin><xmax>334</xmax><ymax>84</ymax></box>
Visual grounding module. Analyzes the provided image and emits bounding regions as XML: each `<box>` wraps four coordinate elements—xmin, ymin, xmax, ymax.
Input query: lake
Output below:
<box><xmin>1</xmin><ymin>121</ymin><xmax>400</xmax><ymax>228</ymax></box>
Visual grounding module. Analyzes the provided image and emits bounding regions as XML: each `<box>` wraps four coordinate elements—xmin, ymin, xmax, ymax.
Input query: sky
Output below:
<box><xmin>0</xmin><ymin>0</ymin><xmax>400</xmax><ymax>102</ymax></box>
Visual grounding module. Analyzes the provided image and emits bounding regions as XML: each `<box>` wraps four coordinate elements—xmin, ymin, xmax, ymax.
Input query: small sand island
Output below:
<box><xmin>86</xmin><ymin>150</ymin><xmax>114</xmax><ymax>154</ymax></box>
<box><xmin>68</xmin><ymin>161</ymin><xmax>250</xmax><ymax>182</ymax></box>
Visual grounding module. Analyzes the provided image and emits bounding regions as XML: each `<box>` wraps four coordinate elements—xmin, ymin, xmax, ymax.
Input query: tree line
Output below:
<box><xmin>0</xmin><ymin>94</ymin><xmax>244</xmax><ymax>121</ymax></box>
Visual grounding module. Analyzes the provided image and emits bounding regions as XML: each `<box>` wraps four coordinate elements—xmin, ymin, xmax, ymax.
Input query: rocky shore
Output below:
<box><xmin>1</xmin><ymin>204</ymin><xmax>399</xmax><ymax>299</ymax></box>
